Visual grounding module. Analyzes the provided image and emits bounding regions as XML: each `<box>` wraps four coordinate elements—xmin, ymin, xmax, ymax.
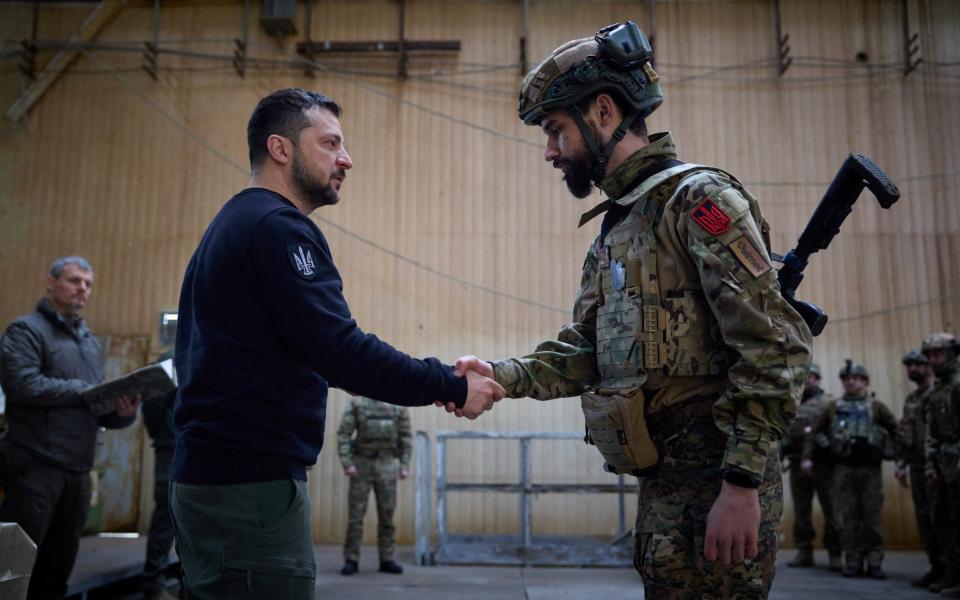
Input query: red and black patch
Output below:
<box><xmin>691</xmin><ymin>197</ymin><xmax>731</xmax><ymax>235</ymax></box>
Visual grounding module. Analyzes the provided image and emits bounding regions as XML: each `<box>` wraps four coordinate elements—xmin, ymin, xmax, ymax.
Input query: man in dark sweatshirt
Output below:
<box><xmin>169</xmin><ymin>88</ymin><xmax>504</xmax><ymax>599</ymax></box>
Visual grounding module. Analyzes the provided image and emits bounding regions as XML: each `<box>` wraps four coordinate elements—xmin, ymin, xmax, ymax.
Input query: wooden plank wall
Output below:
<box><xmin>0</xmin><ymin>0</ymin><xmax>957</xmax><ymax>548</ymax></box>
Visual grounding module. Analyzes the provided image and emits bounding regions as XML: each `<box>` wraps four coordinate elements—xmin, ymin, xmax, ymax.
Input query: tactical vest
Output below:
<box><xmin>898</xmin><ymin>388</ymin><xmax>930</xmax><ymax>464</ymax></box>
<box><xmin>594</xmin><ymin>164</ymin><xmax>760</xmax><ymax>391</ymax></box>
<box><xmin>831</xmin><ymin>396</ymin><xmax>893</xmax><ymax>461</ymax></box>
<box><xmin>353</xmin><ymin>400</ymin><xmax>403</xmax><ymax>453</ymax></box>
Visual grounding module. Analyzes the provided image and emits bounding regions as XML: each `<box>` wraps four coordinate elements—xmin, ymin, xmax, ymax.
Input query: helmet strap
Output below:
<box><xmin>567</xmin><ymin>104</ymin><xmax>641</xmax><ymax>183</ymax></box>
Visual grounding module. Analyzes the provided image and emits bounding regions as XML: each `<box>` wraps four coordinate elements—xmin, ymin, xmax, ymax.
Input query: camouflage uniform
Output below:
<box><xmin>783</xmin><ymin>384</ymin><xmax>841</xmax><ymax>562</ymax></box>
<box><xmin>897</xmin><ymin>373</ymin><xmax>944</xmax><ymax>581</ymax></box>
<box><xmin>492</xmin><ymin>133</ymin><xmax>812</xmax><ymax>598</ymax></box>
<box><xmin>924</xmin><ymin>357</ymin><xmax>960</xmax><ymax>591</ymax></box>
<box><xmin>337</xmin><ymin>396</ymin><xmax>412</xmax><ymax>564</ymax></box>
<box><xmin>806</xmin><ymin>390</ymin><xmax>897</xmax><ymax>573</ymax></box>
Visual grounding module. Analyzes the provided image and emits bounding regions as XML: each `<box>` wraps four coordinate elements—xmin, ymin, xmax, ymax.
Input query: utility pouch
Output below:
<box><xmin>581</xmin><ymin>388</ymin><xmax>658</xmax><ymax>476</ymax></box>
<box><xmin>940</xmin><ymin>442</ymin><xmax>960</xmax><ymax>482</ymax></box>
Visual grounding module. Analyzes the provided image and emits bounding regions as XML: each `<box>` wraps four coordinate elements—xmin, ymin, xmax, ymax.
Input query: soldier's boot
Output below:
<box><xmin>788</xmin><ymin>547</ymin><xmax>814</xmax><ymax>568</ymax></box>
<box><xmin>379</xmin><ymin>560</ymin><xmax>403</xmax><ymax>574</ymax></box>
<box><xmin>828</xmin><ymin>552</ymin><xmax>843</xmax><ymax>572</ymax></box>
<box><xmin>842</xmin><ymin>553</ymin><xmax>862</xmax><ymax>578</ymax></box>
<box><xmin>865</xmin><ymin>565</ymin><xmax>886</xmax><ymax>580</ymax></box>
<box><xmin>911</xmin><ymin>567</ymin><xmax>944</xmax><ymax>588</ymax></box>
<box><xmin>930</xmin><ymin>572</ymin><xmax>959</xmax><ymax>593</ymax></box>
<box><xmin>341</xmin><ymin>560</ymin><xmax>358</xmax><ymax>576</ymax></box>
<box><xmin>940</xmin><ymin>584</ymin><xmax>960</xmax><ymax>598</ymax></box>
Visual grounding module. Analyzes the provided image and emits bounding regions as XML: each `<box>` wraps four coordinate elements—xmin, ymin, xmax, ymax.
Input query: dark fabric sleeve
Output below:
<box><xmin>0</xmin><ymin>321</ymin><xmax>88</xmax><ymax>408</ymax></box>
<box><xmin>248</xmin><ymin>211</ymin><xmax>467</xmax><ymax>408</ymax></box>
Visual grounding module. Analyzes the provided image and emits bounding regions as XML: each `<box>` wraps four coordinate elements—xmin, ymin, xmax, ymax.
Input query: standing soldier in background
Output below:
<box><xmin>804</xmin><ymin>361</ymin><xmax>897</xmax><ymax>579</ymax></box>
<box><xmin>141</xmin><ymin>349</ymin><xmax>178</xmax><ymax>600</ymax></box>
<box><xmin>452</xmin><ymin>21</ymin><xmax>812</xmax><ymax>599</ymax></box>
<box><xmin>922</xmin><ymin>332</ymin><xmax>960</xmax><ymax>597</ymax></box>
<box><xmin>783</xmin><ymin>363</ymin><xmax>841</xmax><ymax>570</ymax></box>
<box><xmin>338</xmin><ymin>396</ymin><xmax>412</xmax><ymax>576</ymax></box>
<box><xmin>895</xmin><ymin>348</ymin><xmax>943</xmax><ymax>589</ymax></box>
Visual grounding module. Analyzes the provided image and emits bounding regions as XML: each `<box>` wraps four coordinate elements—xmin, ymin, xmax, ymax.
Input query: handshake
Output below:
<box><xmin>437</xmin><ymin>355</ymin><xmax>504</xmax><ymax>420</ymax></box>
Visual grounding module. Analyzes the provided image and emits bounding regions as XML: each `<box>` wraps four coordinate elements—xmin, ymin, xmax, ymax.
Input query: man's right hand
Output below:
<box><xmin>458</xmin><ymin>370</ymin><xmax>504</xmax><ymax>419</ymax></box>
<box><xmin>344</xmin><ymin>465</ymin><xmax>357</xmax><ymax>477</ymax></box>
<box><xmin>800</xmin><ymin>459</ymin><xmax>814</xmax><ymax>476</ymax></box>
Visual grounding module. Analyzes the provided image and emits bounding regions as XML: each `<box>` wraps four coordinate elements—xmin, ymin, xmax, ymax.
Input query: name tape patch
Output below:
<box><xmin>729</xmin><ymin>235</ymin><xmax>772</xmax><ymax>278</ymax></box>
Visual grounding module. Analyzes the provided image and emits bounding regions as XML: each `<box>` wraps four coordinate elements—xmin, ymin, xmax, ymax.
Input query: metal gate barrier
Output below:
<box><xmin>414</xmin><ymin>430</ymin><xmax>636</xmax><ymax>567</ymax></box>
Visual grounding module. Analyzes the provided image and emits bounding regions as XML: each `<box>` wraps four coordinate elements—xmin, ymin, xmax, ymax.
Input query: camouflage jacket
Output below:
<box><xmin>336</xmin><ymin>396</ymin><xmax>412</xmax><ymax>469</ymax></box>
<box><xmin>925</xmin><ymin>359</ymin><xmax>960</xmax><ymax>480</ymax></box>
<box><xmin>897</xmin><ymin>381</ymin><xmax>934</xmax><ymax>467</ymax></box>
<box><xmin>783</xmin><ymin>388</ymin><xmax>831</xmax><ymax>461</ymax></box>
<box><xmin>491</xmin><ymin>133</ymin><xmax>812</xmax><ymax>486</ymax></box>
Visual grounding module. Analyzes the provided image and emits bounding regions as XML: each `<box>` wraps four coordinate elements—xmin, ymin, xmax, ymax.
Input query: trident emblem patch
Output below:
<box><xmin>691</xmin><ymin>198</ymin><xmax>731</xmax><ymax>235</ymax></box>
<box><xmin>288</xmin><ymin>244</ymin><xmax>318</xmax><ymax>280</ymax></box>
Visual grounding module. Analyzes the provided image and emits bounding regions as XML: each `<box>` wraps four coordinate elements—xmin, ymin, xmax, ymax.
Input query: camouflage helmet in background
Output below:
<box><xmin>921</xmin><ymin>331</ymin><xmax>959</xmax><ymax>355</ymax></box>
<box><xmin>518</xmin><ymin>21</ymin><xmax>662</xmax><ymax>181</ymax></box>
<box><xmin>901</xmin><ymin>348</ymin><xmax>928</xmax><ymax>365</ymax></box>
<box><xmin>808</xmin><ymin>363</ymin><xmax>822</xmax><ymax>379</ymax></box>
<box><xmin>838</xmin><ymin>359</ymin><xmax>869</xmax><ymax>381</ymax></box>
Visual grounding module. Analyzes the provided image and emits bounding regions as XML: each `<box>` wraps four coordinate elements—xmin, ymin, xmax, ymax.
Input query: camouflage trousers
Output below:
<box><xmin>635</xmin><ymin>416</ymin><xmax>781</xmax><ymax>599</ymax></box>
<box><xmin>928</xmin><ymin>478</ymin><xmax>960</xmax><ymax>576</ymax></box>
<box><xmin>834</xmin><ymin>463</ymin><xmax>884</xmax><ymax>568</ymax></box>
<box><xmin>788</xmin><ymin>459</ymin><xmax>840</xmax><ymax>553</ymax></box>
<box><xmin>343</xmin><ymin>455</ymin><xmax>399</xmax><ymax>562</ymax></box>
<box><xmin>907</xmin><ymin>461</ymin><xmax>945</xmax><ymax>570</ymax></box>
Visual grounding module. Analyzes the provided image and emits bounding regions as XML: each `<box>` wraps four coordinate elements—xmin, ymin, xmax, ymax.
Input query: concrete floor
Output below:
<box><xmin>66</xmin><ymin>538</ymin><xmax>939</xmax><ymax>599</ymax></box>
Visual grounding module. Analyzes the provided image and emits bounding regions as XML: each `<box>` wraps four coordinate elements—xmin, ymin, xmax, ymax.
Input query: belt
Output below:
<box><xmin>645</xmin><ymin>395</ymin><xmax>716</xmax><ymax>443</ymax></box>
<box><xmin>353</xmin><ymin>448</ymin><xmax>397</xmax><ymax>459</ymax></box>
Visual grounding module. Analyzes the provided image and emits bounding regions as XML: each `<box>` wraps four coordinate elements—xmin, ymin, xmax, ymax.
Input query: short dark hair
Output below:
<box><xmin>247</xmin><ymin>88</ymin><xmax>342</xmax><ymax>168</ymax></box>
<box><xmin>575</xmin><ymin>91</ymin><xmax>647</xmax><ymax>137</ymax></box>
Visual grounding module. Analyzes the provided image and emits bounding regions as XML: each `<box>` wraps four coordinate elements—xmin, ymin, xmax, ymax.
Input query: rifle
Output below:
<box><xmin>777</xmin><ymin>154</ymin><xmax>900</xmax><ymax>336</ymax></box>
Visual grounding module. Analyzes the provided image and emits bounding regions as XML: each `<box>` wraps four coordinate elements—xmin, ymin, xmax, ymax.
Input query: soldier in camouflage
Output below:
<box><xmin>895</xmin><ymin>348</ymin><xmax>944</xmax><ymax>588</ymax></box>
<box><xmin>337</xmin><ymin>395</ymin><xmax>412</xmax><ymax>576</ymax></box>
<box><xmin>921</xmin><ymin>332</ymin><xmax>960</xmax><ymax>596</ymax></box>
<box><xmin>450</xmin><ymin>21</ymin><xmax>811</xmax><ymax>599</ymax></box>
<box><xmin>782</xmin><ymin>363</ymin><xmax>841</xmax><ymax>570</ymax></box>
<box><xmin>803</xmin><ymin>361</ymin><xmax>897</xmax><ymax>579</ymax></box>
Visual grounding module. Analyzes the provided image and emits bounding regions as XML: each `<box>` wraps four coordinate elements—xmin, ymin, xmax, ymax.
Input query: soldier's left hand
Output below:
<box><xmin>399</xmin><ymin>468</ymin><xmax>409</xmax><ymax>480</ymax></box>
<box><xmin>116</xmin><ymin>394</ymin><xmax>141</xmax><ymax>417</ymax></box>
<box><xmin>894</xmin><ymin>467</ymin><xmax>909</xmax><ymax>488</ymax></box>
<box><xmin>704</xmin><ymin>481</ymin><xmax>760</xmax><ymax>566</ymax></box>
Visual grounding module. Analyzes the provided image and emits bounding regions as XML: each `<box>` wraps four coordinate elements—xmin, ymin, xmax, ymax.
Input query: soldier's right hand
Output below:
<box><xmin>927</xmin><ymin>471</ymin><xmax>942</xmax><ymax>490</ymax></box>
<box><xmin>344</xmin><ymin>465</ymin><xmax>358</xmax><ymax>477</ymax></box>
<box><xmin>435</xmin><ymin>356</ymin><xmax>503</xmax><ymax>418</ymax></box>
<box><xmin>454</xmin><ymin>355</ymin><xmax>495</xmax><ymax>379</ymax></box>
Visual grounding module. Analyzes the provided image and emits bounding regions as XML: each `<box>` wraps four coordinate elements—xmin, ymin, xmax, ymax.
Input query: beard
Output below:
<box><xmin>292</xmin><ymin>147</ymin><xmax>342</xmax><ymax>209</ymax></box>
<box><xmin>556</xmin><ymin>147</ymin><xmax>595</xmax><ymax>199</ymax></box>
<box><xmin>907</xmin><ymin>371</ymin><xmax>926</xmax><ymax>384</ymax></box>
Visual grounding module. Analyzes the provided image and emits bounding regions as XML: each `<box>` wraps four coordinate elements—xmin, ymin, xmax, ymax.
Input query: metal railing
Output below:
<box><xmin>414</xmin><ymin>430</ymin><xmax>635</xmax><ymax>567</ymax></box>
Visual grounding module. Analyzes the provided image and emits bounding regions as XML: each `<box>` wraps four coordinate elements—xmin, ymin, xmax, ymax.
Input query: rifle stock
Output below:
<box><xmin>777</xmin><ymin>154</ymin><xmax>900</xmax><ymax>336</ymax></box>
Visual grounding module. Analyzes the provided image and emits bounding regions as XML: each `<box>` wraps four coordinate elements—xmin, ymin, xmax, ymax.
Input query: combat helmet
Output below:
<box><xmin>809</xmin><ymin>363</ymin><xmax>822</xmax><ymax>379</ymax></box>
<box><xmin>518</xmin><ymin>21</ymin><xmax>662</xmax><ymax>181</ymax></box>
<box><xmin>901</xmin><ymin>348</ymin><xmax>928</xmax><ymax>365</ymax></box>
<box><xmin>921</xmin><ymin>331</ymin><xmax>958</xmax><ymax>355</ymax></box>
<box><xmin>838</xmin><ymin>359</ymin><xmax>869</xmax><ymax>381</ymax></box>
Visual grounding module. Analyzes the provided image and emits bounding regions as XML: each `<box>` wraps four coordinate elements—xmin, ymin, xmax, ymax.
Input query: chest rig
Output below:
<box><xmin>354</xmin><ymin>400</ymin><xmax>402</xmax><ymax>451</ymax></box>
<box><xmin>594</xmin><ymin>164</ymin><xmax>733</xmax><ymax>391</ymax></box>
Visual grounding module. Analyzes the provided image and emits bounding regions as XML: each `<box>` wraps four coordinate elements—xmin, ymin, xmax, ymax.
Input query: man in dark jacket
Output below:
<box><xmin>0</xmin><ymin>256</ymin><xmax>140</xmax><ymax>600</ymax></box>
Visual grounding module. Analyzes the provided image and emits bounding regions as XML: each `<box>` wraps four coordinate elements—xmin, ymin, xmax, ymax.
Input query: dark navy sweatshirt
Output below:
<box><xmin>171</xmin><ymin>188</ymin><xmax>467</xmax><ymax>484</ymax></box>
